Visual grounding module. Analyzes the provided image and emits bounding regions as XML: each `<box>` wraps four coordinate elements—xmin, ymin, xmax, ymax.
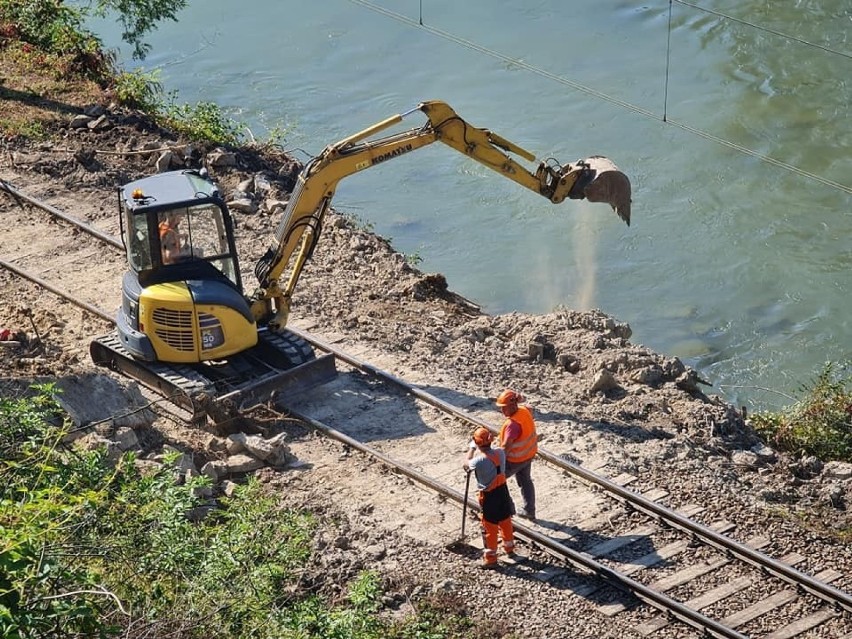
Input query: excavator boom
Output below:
<box><xmin>253</xmin><ymin>100</ymin><xmax>631</xmax><ymax>329</ymax></box>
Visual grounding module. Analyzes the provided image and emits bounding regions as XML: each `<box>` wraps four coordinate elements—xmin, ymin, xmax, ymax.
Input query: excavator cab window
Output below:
<box><xmin>168</xmin><ymin>202</ymin><xmax>240</xmax><ymax>286</ymax></box>
<box><xmin>126</xmin><ymin>211</ymin><xmax>152</xmax><ymax>271</ymax></box>
<box><xmin>123</xmin><ymin>199</ymin><xmax>240</xmax><ymax>290</ymax></box>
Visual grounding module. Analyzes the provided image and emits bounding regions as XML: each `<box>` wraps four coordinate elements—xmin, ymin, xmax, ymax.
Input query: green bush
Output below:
<box><xmin>752</xmin><ymin>363</ymin><xmax>852</xmax><ymax>461</ymax></box>
<box><xmin>0</xmin><ymin>384</ymin><xmax>111</xmax><ymax>638</ymax></box>
<box><xmin>111</xmin><ymin>67</ymin><xmax>162</xmax><ymax>111</ymax></box>
<box><xmin>0</xmin><ymin>0</ymin><xmax>187</xmax><ymax>63</ymax></box>
<box><xmin>0</xmin><ymin>0</ymin><xmax>107</xmax><ymax>77</ymax></box>
<box><xmin>161</xmin><ymin>97</ymin><xmax>244</xmax><ymax>146</ymax></box>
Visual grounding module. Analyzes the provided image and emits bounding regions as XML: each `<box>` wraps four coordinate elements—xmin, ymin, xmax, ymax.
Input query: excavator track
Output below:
<box><xmin>90</xmin><ymin>329</ymin><xmax>337</xmax><ymax>424</ymax></box>
<box><xmin>90</xmin><ymin>332</ymin><xmax>213</xmax><ymax>418</ymax></box>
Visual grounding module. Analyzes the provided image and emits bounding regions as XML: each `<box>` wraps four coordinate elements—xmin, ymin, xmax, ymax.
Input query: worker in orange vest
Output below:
<box><xmin>496</xmin><ymin>389</ymin><xmax>538</xmax><ymax>520</ymax></box>
<box><xmin>159</xmin><ymin>211</ymin><xmax>187</xmax><ymax>264</ymax></box>
<box><xmin>464</xmin><ymin>427</ymin><xmax>515</xmax><ymax>568</ymax></box>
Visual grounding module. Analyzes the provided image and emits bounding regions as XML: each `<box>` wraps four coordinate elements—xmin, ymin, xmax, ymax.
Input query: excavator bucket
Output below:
<box><xmin>574</xmin><ymin>156</ymin><xmax>632</xmax><ymax>226</ymax></box>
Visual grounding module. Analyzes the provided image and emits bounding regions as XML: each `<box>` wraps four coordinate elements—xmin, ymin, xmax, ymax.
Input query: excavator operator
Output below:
<box><xmin>159</xmin><ymin>211</ymin><xmax>187</xmax><ymax>264</ymax></box>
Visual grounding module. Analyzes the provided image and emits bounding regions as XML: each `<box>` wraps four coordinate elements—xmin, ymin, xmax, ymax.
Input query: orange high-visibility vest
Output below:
<box><xmin>481</xmin><ymin>449</ymin><xmax>507</xmax><ymax>492</ymax></box>
<box><xmin>499</xmin><ymin>405</ymin><xmax>537</xmax><ymax>463</ymax></box>
<box><xmin>159</xmin><ymin>221</ymin><xmax>178</xmax><ymax>249</ymax></box>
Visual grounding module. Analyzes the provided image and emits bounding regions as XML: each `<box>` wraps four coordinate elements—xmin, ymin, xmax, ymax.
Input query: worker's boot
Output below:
<box><xmin>481</xmin><ymin>549</ymin><xmax>499</xmax><ymax>569</ymax></box>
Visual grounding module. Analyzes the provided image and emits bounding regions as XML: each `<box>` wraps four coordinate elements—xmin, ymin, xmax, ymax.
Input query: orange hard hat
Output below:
<box><xmin>472</xmin><ymin>427</ymin><xmax>493</xmax><ymax>447</ymax></box>
<box><xmin>496</xmin><ymin>389</ymin><xmax>520</xmax><ymax>407</ymax></box>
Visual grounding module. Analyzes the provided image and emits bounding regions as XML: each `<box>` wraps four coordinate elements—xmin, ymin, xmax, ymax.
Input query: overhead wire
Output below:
<box><xmin>673</xmin><ymin>0</ymin><xmax>852</xmax><ymax>61</ymax></box>
<box><xmin>664</xmin><ymin>0</ymin><xmax>674</xmax><ymax>122</ymax></box>
<box><xmin>348</xmin><ymin>0</ymin><xmax>852</xmax><ymax>196</ymax></box>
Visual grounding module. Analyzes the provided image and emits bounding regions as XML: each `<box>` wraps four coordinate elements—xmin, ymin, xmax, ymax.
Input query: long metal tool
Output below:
<box><xmin>446</xmin><ymin>470</ymin><xmax>474</xmax><ymax>552</ymax></box>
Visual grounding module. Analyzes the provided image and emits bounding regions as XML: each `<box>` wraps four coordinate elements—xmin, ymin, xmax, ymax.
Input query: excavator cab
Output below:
<box><xmin>114</xmin><ymin>169</ymin><xmax>258</xmax><ymax>363</ymax></box>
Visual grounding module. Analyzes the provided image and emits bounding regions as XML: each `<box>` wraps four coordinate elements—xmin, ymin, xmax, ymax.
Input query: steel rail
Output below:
<box><xmin>289</xmin><ymin>326</ymin><xmax>852</xmax><ymax>614</ymax></box>
<box><xmin>288</xmin><ymin>404</ymin><xmax>749</xmax><ymax>639</ymax></box>
<box><xmin>0</xmin><ymin>179</ymin><xmax>124</xmax><ymax>250</ymax></box>
<box><xmin>0</xmin><ymin>258</ymin><xmax>113</xmax><ymax>323</ymax></box>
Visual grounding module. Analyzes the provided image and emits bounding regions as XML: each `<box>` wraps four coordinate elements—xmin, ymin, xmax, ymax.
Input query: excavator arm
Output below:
<box><xmin>252</xmin><ymin>100</ymin><xmax>631</xmax><ymax>330</ymax></box>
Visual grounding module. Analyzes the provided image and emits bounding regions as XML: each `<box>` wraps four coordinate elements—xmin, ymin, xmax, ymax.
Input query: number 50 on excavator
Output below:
<box><xmin>91</xmin><ymin>100</ymin><xmax>631</xmax><ymax>424</ymax></box>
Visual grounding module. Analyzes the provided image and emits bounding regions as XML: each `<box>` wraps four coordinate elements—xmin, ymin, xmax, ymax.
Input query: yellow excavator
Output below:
<box><xmin>90</xmin><ymin>100</ymin><xmax>631</xmax><ymax>423</ymax></box>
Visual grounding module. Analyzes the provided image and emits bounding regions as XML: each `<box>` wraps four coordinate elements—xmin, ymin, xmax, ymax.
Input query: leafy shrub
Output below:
<box><xmin>752</xmin><ymin>362</ymin><xmax>852</xmax><ymax>461</ymax></box>
<box><xmin>111</xmin><ymin>67</ymin><xmax>162</xmax><ymax>111</ymax></box>
<box><xmin>0</xmin><ymin>384</ymin><xmax>111</xmax><ymax>638</ymax></box>
<box><xmin>161</xmin><ymin>97</ymin><xmax>244</xmax><ymax>146</ymax></box>
<box><xmin>0</xmin><ymin>0</ymin><xmax>186</xmax><ymax>63</ymax></box>
<box><xmin>0</xmin><ymin>0</ymin><xmax>107</xmax><ymax>77</ymax></box>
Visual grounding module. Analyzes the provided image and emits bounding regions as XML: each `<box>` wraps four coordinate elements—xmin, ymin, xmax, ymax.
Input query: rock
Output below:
<box><xmin>221</xmin><ymin>480</ymin><xmax>239</xmax><ymax>497</ymax></box>
<box><xmin>87</xmin><ymin>114</ymin><xmax>111</xmax><ymax>131</ymax></box>
<box><xmin>170</xmin><ymin>453</ymin><xmax>197</xmax><ymax>474</ymax></box>
<box><xmin>823</xmin><ymin>461</ymin><xmax>852</xmax><ymax>480</ymax></box>
<box><xmin>133</xmin><ymin>459</ymin><xmax>161</xmax><ymax>476</ymax></box>
<box><xmin>186</xmin><ymin>504</ymin><xmax>217</xmax><ymax>522</ymax></box>
<box><xmin>206</xmin><ymin>436</ymin><xmax>228</xmax><ymax>453</ymax></box>
<box><xmin>364</xmin><ymin>544</ymin><xmax>386</xmax><ymax>560</ymax></box>
<box><xmin>588</xmin><ymin>369</ymin><xmax>618</xmax><ymax>394</ymax></box>
<box><xmin>819</xmin><ymin>483</ymin><xmax>846</xmax><ymax>509</ymax></box>
<box><xmin>191</xmin><ymin>476</ymin><xmax>213</xmax><ymax>499</ymax></box>
<box><xmin>225</xmin><ymin>436</ymin><xmax>245</xmax><ymax>455</ymax></box>
<box><xmin>226</xmin><ymin>454</ymin><xmax>265</xmax><ymax>474</ymax></box>
<box><xmin>227</xmin><ymin>196</ymin><xmax>257</xmax><ymax>213</ymax></box>
<box><xmin>70</xmin><ymin>114</ymin><xmax>93</xmax><ymax>129</ymax></box>
<box><xmin>558</xmin><ymin>353</ymin><xmax>580</xmax><ymax>373</ymax></box>
<box><xmin>83</xmin><ymin>104</ymin><xmax>106</xmax><ymax>118</ymax></box>
<box><xmin>180</xmin><ymin>143</ymin><xmax>201</xmax><ymax>162</ymax></box>
<box><xmin>229</xmin><ymin>432</ymin><xmax>291</xmax><ymax>466</ymax></box>
<box><xmin>74</xmin><ymin>431</ymin><xmax>110</xmax><ymax>452</ymax></box>
<box><xmin>675</xmin><ymin>369</ymin><xmax>711</xmax><ymax>394</ymax></box>
<box><xmin>267</xmin><ymin>198</ymin><xmax>288</xmax><ymax>215</ymax></box>
<box><xmin>629</xmin><ymin>365</ymin><xmax>663</xmax><ymax>386</ymax></box>
<box><xmin>432</xmin><ymin>578</ymin><xmax>456</xmax><ymax>593</ymax></box>
<box><xmin>254</xmin><ymin>173</ymin><xmax>272</xmax><ymax>195</ymax></box>
<box><xmin>54</xmin><ymin>376</ymin><xmax>156</xmax><ymax>430</ymax></box>
<box><xmin>750</xmin><ymin>443</ymin><xmax>777</xmax><ymax>464</ymax></box>
<box><xmin>201</xmin><ymin>461</ymin><xmax>224</xmax><ymax>482</ymax></box>
<box><xmin>790</xmin><ymin>455</ymin><xmax>823</xmax><ymax>478</ymax></box>
<box><xmin>113</xmin><ymin>426</ymin><xmax>139</xmax><ymax>451</ymax></box>
<box><xmin>156</xmin><ymin>150</ymin><xmax>174</xmax><ymax>172</ymax></box>
<box><xmin>731</xmin><ymin>450</ymin><xmax>760</xmax><ymax>470</ymax></box>
<box><xmin>207</xmin><ymin>148</ymin><xmax>236</xmax><ymax>167</ymax></box>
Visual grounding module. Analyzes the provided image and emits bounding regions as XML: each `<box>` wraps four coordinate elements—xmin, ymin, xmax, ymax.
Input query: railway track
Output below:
<box><xmin>2</xmin><ymin>178</ymin><xmax>851</xmax><ymax>638</ymax></box>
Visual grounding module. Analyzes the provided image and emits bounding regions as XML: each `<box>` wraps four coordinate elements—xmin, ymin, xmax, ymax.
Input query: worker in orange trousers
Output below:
<box><xmin>464</xmin><ymin>427</ymin><xmax>515</xmax><ymax>568</ymax></box>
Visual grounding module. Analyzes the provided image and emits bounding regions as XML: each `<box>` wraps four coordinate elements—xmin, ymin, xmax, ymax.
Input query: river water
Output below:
<box><xmin>92</xmin><ymin>1</ymin><xmax>851</xmax><ymax>412</ymax></box>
